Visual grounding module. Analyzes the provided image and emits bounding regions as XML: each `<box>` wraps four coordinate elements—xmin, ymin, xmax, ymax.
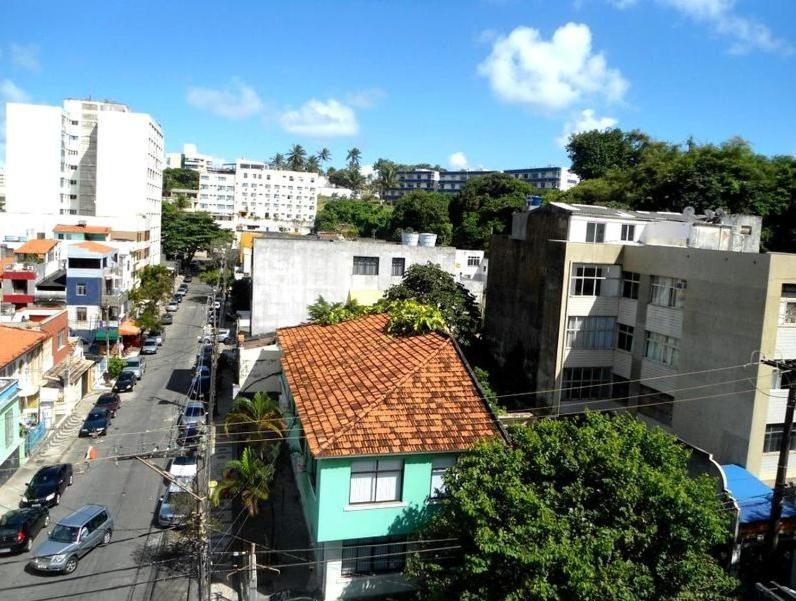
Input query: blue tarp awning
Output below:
<box><xmin>722</xmin><ymin>463</ymin><xmax>796</xmax><ymax>524</ymax></box>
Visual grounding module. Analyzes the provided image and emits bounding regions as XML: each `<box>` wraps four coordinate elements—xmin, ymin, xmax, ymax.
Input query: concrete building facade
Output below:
<box><xmin>484</xmin><ymin>202</ymin><xmax>796</xmax><ymax>481</ymax></box>
<box><xmin>249</xmin><ymin>235</ymin><xmax>485</xmax><ymax>335</ymax></box>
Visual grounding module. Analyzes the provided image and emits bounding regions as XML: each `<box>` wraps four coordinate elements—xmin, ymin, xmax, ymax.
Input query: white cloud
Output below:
<box><xmin>346</xmin><ymin>88</ymin><xmax>385</xmax><ymax>109</ymax></box>
<box><xmin>9</xmin><ymin>43</ymin><xmax>40</xmax><ymax>71</ymax></box>
<box><xmin>556</xmin><ymin>108</ymin><xmax>618</xmax><ymax>147</ymax></box>
<box><xmin>0</xmin><ymin>80</ymin><xmax>31</xmax><ymax>166</ymax></box>
<box><xmin>608</xmin><ymin>0</ymin><xmax>638</xmax><ymax>7</ymax></box>
<box><xmin>186</xmin><ymin>79</ymin><xmax>263</xmax><ymax>119</ymax></box>
<box><xmin>448</xmin><ymin>151</ymin><xmax>470</xmax><ymax>170</ymax></box>
<box><xmin>280</xmin><ymin>98</ymin><xmax>359</xmax><ymax>137</ymax></box>
<box><xmin>477</xmin><ymin>23</ymin><xmax>629</xmax><ymax>112</ymax></box>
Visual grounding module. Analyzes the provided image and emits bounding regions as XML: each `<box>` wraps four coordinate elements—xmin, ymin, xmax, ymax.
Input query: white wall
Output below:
<box><xmin>321</xmin><ymin>541</ymin><xmax>414</xmax><ymax>601</ymax></box>
<box><xmin>6</xmin><ymin>103</ymin><xmax>64</xmax><ymax>215</ymax></box>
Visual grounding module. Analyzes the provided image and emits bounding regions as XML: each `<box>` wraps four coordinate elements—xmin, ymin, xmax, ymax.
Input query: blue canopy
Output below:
<box><xmin>722</xmin><ymin>463</ymin><xmax>796</xmax><ymax>524</ymax></box>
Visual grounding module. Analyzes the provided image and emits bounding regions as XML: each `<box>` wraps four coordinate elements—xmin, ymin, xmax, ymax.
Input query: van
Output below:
<box><xmin>30</xmin><ymin>504</ymin><xmax>113</xmax><ymax>574</ymax></box>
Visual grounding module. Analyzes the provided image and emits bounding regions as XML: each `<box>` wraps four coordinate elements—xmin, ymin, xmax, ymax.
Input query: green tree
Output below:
<box><xmin>449</xmin><ymin>173</ymin><xmax>532</xmax><ymax>250</ymax></box>
<box><xmin>317</xmin><ymin>147</ymin><xmax>331</xmax><ymax>165</ymax></box>
<box><xmin>384</xmin><ymin>263</ymin><xmax>480</xmax><ymax>344</ymax></box>
<box><xmin>314</xmin><ymin>199</ymin><xmax>392</xmax><ymax>238</ymax></box>
<box><xmin>107</xmin><ymin>357</ymin><xmax>126</xmax><ymax>378</ymax></box>
<box><xmin>408</xmin><ymin>413</ymin><xmax>738</xmax><ymax>601</ymax></box>
<box><xmin>305</xmin><ymin>155</ymin><xmax>321</xmax><ymax>174</ymax></box>
<box><xmin>385</xmin><ymin>299</ymin><xmax>446</xmax><ymax>336</ymax></box>
<box><xmin>286</xmin><ymin>144</ymin><xmax>307</xmax><ymax>171</ymax></box>
<box><xmin>346</xmin><ymin>147</ymin><xmax>362</xmax><ymax>169</ymax></box>
<box><xmin>565</xmin><ymin>128</ymin><xmax>651</xmax><ymax>180</ymax></box>
<box><xmin>161</xmin><ymin>202</ymin><xmax>233</xmax><ymax>267</ymax></box>
<box><xmin>307</xmin><ymin>296</ymin><xmax>370</xmax><ymax>325</ymax></box>
<box><xmin>269</xmin><ymin>153</ymin><xmax>286</xmax><ymax>170</ymax></box>
<box><xmin>210</xmin><ymin>446</ymin><xmax>276</xmax><ymax>517</ymax></box>
<box><xmin>389</xmin><ymin>190</ymin><xmax>452</xmax><ymax>245</ymax></box>
<box><xmin>374</xmin><ymin>160</ymin><xmax>399</xmax><ymax>199</ymax></box>
<box><xmin>128</xmin><ymin>264</ymin><xmax>174</xmax><ymax>328</ymax></box>
<box><xmin>163</xmin><ymin>168</ymin><xmax>199</xmax><ymax>196</ymax></box>
<box><xmin>224</xmin><ymin>392</ymin><xmax>285</xmax><ymax>444</ymax></box>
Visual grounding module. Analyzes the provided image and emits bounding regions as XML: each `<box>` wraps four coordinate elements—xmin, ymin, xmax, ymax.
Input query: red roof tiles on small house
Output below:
<box><xmin>14</xmin><ymin>239</ymin><xmax>58</xmax><ymax>255</ymax></box>
<box><xmin>0</xmin><ymin>326</ymin><xmax>49</xmax><ymax>370</ymax></box>
<box><xmin>73</xmin><ymin>241</ymin><xmax>115</xmax><ymax>254</ymax></box>
<box><xmin>277</xmin><ymin>314</ymin><xmax>503</xmax><ymax>458</ymax></box>
<box><xmin>53</xmin><ymin>224</ymin><xmax>111</xmax><ymax>235</ymax></box>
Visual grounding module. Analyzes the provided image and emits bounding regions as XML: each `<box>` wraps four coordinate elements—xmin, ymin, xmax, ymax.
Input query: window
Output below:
<box><xmin>467</xmin><ymin>255</ymin><xmax>481</xmax><ymax>267</ymax></box>
<box><xmin>76</xmin><ymin>307</ymin><xmax>87</xmax><ymax>322</ymax></box>
<box><xmin>650</xmin><ymin>276</ymin><xmax>686</xmax><ymax>308</ymax></box>
<box><xmin>585</xmin><ymin>222</ymin><xmax>605</xmax><ymax>243</ymax></box>
<box><xmin>562</xmin><ymin>367</ymin><xmax>613</xmax><ymax>401</ymax></box>
<box><xmin>621</xmin><ymin>224</ymin><xmax>636</xmax><ymax>241</ymax></box>
<box><xmin>644</xmin><ymin>331</ymin><xmax>680</xmax><ymax>368</ymax></box>
<box><xmin>637</xmin><ymin>385</ymin><xmax>674</xmax><ymax>425</ymax></box>
<box><xmin>3</xmin><ymin>409</ymin><xmax>13</xmax><ymax>447</ymax></box>
<box><xmin>616</xmin><ymin>324</ymin><xmax>634</xmax><ymax>352</ymax></box>
<box><xmin>565</xmin><ymin>316</ymin><xmax>616</xmax><ymax>349</ymax></box>
<box><xmin>352</xmin><ymin>256</ymin><xmax>379</xmax><ymax>276</ymax></box>
<box><xmin>622</xmin><ymin>272</ymin><xmax>640</xmax><ymax>300</ymax></box>
<box><xmin>391</xmin><ymin>258</ymin><xmax>405</xmax><ymax>277</ymax></box>
<box><xmin>76</xmin><ymin>283</ymin><xmax>86</xmax><ymax>296</ymax></box>
<box><xmin>341</xmin><ymin>536</ymin><xmax>408</xmax><ymax>576</ymax></box>
<box><xmin>570</xmin><ymin>265</ymin><xmax>608</xmax><ymax>296</ymax></box>
<box><xmin>349</xmin><ymin>459</ymin><xmax>403</xmax><ymax>504</ymax></box>
<box><xmin>57</xmin><ymin>329</ymin><xmax>66</xmax><ymax>349</ymax></box>
<box><xmin>764</xmin><ymin>424</ymin><xmax>796</xmax><ymax>453</ymax></box>
<box><xmin>785</xmin><ymin>303</ymin><xmax>796</xmax><ymax>325</ymax></box>
<box><xmin>430</xmin><ymin>457</ymin><xmax>456</xmax><ymax>499</ymax></box>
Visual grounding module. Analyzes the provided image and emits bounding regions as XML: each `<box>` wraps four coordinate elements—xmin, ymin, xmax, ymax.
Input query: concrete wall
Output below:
<box><xmin>250</xmin><ymin>238</ymin><xmax>459</xmax><ymax>335</ymax></box>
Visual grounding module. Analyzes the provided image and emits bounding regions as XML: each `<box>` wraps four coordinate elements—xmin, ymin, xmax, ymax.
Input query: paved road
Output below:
<box><xmin>0</xmin><ymin>282</ymin><xmax>211</xmax><ymax>601</ymax></box>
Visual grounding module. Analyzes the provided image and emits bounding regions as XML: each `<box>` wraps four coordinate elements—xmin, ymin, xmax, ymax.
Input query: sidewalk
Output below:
<box><xmin>0</xmin><ymin>388</ymin><xmax>105</xmax><ymax>512</ymax></box>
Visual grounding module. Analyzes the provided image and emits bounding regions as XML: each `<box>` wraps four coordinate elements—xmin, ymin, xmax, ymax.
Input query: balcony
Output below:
<box><xmin>101</xmin><ymin>289</ymin><xmax>128</xmax><ymax>307</ymax></box>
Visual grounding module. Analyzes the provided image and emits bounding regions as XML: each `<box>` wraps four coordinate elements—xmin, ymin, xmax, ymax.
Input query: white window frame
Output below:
<box><xmin>429</xmin><ymin>457</ymin><xmax>456</xmax><ymax>500</ymax></box>
<box><xmin>585</xmin><ymin>222</ymin><xmax>605</xmax><ymax>243</ymax></box>
<box><xmin>352</xmin><ymin>256</ymin><xmax>379</xmax><ymax>276</ymax></box>
<box><xmin>349</xmin><ymin>459</ymin><xmax>403</xmax><ymax>504</ymax></box>
<box><xmin>644</xmin><ymin>331</ymin><xmax>680</xmax><ymax>368</ymax></box>
<box><xmin>570</xmin><ymin>265</ymin><xmax>608</xmax><ymax>297</ymax></box>
<box><xmin>76</xmin><ymin>283</ymin><xmax>87</xmax><ymax>296</ymax></box>
<box><xmin>620</xmin><ymin>224</ymin><xmax>636</xmax><ymax>241</ymax></box>
<box><xmin>650</xmin><ymin>276</ymin><xmax>686</xmax><ymax>308</ymax></box>
<box><xmin>616</xmin><ymin>324</ymin><xmax>634</xmax><ymax>352</ymax></box>
<box><xmin>565</xmin><ymin>316</ymin><xmax>616</xmax><ymax>349</ymax></box>
<box><xmin>783</xmin><ymin>302</ymin><xmax>796</xmax><ymax>325</ymax></box>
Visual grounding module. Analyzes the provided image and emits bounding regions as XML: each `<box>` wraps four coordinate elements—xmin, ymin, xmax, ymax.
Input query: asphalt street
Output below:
<box><xmin>0</xmin><ymin>282</ymin><xmax>212</xmax><ymax>601</ymax></box>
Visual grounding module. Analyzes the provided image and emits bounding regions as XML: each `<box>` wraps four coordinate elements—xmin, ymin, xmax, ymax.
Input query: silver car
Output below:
<box><xmin>125</xmin><ymin>356</ymin><xmax>146</xmax><ymax>380</ymax></box>
<box><xmin>179</xmin><ymin>401</ymin><xmax>206</xmax><ymax>429</ymax></box>
<box><xmin>30</xmin><ymin>504</ymin><xmax>113</xmax><ymax>574</ymax></box>
<box><xmin>158</xmin><ymin>483</ymin><xmax>194</xmax><ymax>528</ymax></box>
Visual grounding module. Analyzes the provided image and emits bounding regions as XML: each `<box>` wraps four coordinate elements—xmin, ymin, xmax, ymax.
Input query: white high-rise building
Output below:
<box><xmin>196</xmin><ymin>167</ymin><xmax>236</xmax><ymax>226</ymax></box>
<box><xmin>4</xmin><ymin>99</ymin><xmax>164</xmax><ymax>264</ymax></box>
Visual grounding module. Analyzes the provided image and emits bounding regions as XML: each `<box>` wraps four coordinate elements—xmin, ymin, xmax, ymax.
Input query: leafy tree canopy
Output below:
<box><xmin>383</xmin><ymin>262</ymin><xmax>480</xmax><ymax>345</ymax></box>
<box><xmin>390</xmin><ymin>190</ymin><xmax>452</xmax><ymax>245</ymax></box>
<box><xmin>161</xmin><ymin>202</ymin><xmax>234</xmax><ymax>266</ymax></box>
<box><xmin>408</xmin><ymin>413</ymin><xmax>738</xmax><ymax>601</ymax></box>
<box><xmin>306</xmin><ymin>296</ymin><xmax>446</xmax><ymax>336</ymax></box>
<box><xmin>163</xmin><ymin>168</ymin><xmax>199</xmax><ymax>196</ymax></box>
<box><xmin>565</xmin><ymin>128</ymin><xmax>651</xmax><ymax>180</ymax></box>
<box><xmin>313</xmin><ymin>199</ymin><xmax>392</xmax><ymax>238</ymax></box>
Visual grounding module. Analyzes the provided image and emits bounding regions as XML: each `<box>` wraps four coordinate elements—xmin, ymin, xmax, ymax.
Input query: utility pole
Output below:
<box><xmin>762</xmin><ymin>358</ymin><xmax>796</xmax><ymax>558</ymax></box>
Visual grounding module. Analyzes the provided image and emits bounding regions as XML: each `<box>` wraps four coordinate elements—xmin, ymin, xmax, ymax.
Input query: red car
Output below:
<box><xmin>94</xmin><ymin>393</ymin><xmax>121</xmax><ymax>417</ymax></box>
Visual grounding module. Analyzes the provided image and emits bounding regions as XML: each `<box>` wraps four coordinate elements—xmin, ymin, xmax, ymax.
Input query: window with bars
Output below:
<box><xmin>467</xmin><ymin>255</ymin><xmax>481</xmax><ymax>267</ymax></box>
<box><xmin>391</xmin><ymin>258</ymin><xmax>405</xmax><ymax>277</ymax></box>
<box><xmin>763</xmin><ymin>424</ymin><xmax>796</xmax><ymax>453</ymax></box>
<box><xmin>586</xmin><ymin>222</ymin><xmax>605</xmax><ymax>243</ymax></box>
<box><xmin>636</xmin><ymin>385</ymin><xmax>674</xmax><ymax>425</ymax></box>
<box><xmin>622</xmin><ymin>272</ymin><xmax>640</xmax><ymax>299</ymax></box>
<box><xmin>341</xmin><ymin>536</ymin><xmax>408</xmax><ymax>576</ymax></box>
<box><xmin>570</xmin><ymin>265</ymin><xmax>608</xmax><ymax>296</ymax></box>
<box><xmin>616</xmin><ymin>324</ymin><xmax>634</xmax><ymax>352</ymax></box>
<box><xmin>621</xmin><ymin>224</ymin><xmax>636</xmax><ymax>241</ymax></box>
<box><xmin>644</xmin><ymin>331</ymin><xmax>680</xmax><ymax>368</ymax></box>
<box><xmin>650</xmin><ymin>276</ymin><xmax>686</xmax><ymax>308</ymax></box>
<box><xmin>565</xmin><ymin>316</ymin><xmax>616</xmax><ymax>349</ymax></box>
<box><xmin>352</xmin><ymin>256</ymin><xmax>379</xmax><ymax>276</ymax></box>
<box><xmin>349</xmin><ymin>459</ymin><xmax>403</xmax><ymax>504</ymax></box>
<box><xmin>561</xmin><ymin>367</ymin><xmax>613</xmax><ymax>401</ymax></box>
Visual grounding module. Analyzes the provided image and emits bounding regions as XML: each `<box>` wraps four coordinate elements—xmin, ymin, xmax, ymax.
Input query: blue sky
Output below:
<box><xmin>1</xmin><ymin>0</ymin><xmax>794</xmax><ymax>171</ymax></box>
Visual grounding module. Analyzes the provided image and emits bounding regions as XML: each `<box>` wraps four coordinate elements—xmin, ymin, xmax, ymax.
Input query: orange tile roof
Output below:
<box><xmin>54</xmin><ymin>224</ymin><xmax>110</xmax><ymax>234</ymax></box>
<box><xmin>73</xmin><ymin>241</ymin><xmax>115</xmax><ymax>254</ymax></box>
<box><xmin>14</xmin><ymin>239</ymin><xmax>58</xmax><ymax>255</ymax></box>
<box><xmin>0</xmin><ymin>326</ymin><xmax>49</xmax><ymax>369</ymax></box>
<box><xmin>278</xmin><ymin>314</ymin><xmax>502</xmax><ymax>458</ymax></box>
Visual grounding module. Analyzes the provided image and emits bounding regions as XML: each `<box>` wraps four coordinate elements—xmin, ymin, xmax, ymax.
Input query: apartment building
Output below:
<box><xmin>196</xmin><ymin>166</ymin><xmax>236</xmax><ymax>226</ymax></box>
<box><xmin>167</xmin><ymin>143</ymin><xmax>214</xmax><ymax>171</ymax></box>
<box><xmin>484</xmin><ymin>202</ymin><xmax>796</xmax><ymax>481</ymax></box>
<box><xmin>249</xmin><ymin>235</ymin><xmax>486</xmax><ymax>335</ymax></box>
<box><xmin>437</xmin><ymin>169</ymin><xmax>499</xmax><ymax>194</ymax></box>
<box><xmin>4</xmin><ymin>99</ymin><xmax>164</xmax><ymax>264</ymax></box>
<box><xmin>1</xmin><ymin>239</ymin><xmax>63</xmax><ymax>310</ymax></box>
<box><xmin>503</xmin><ymin>166</ymin><xmax>580</xmax><ymax>191</ymax></box>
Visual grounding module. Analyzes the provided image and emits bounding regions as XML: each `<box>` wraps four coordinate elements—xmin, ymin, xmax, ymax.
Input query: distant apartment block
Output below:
<box><xmin>503</xmin><ymin>166</ymin><xmax>580</xmax><ymax>191</ymax></box>
<box><xmin>249</xmin><ymin>235</ymin><xmax>487</xmax><ymax>335</ymax></box>
<box><xmin>196</xmin><ymin>166</ymin><xmax>236</xmax><ymax>225</ymax></box>
<box><xmin>5</xmin><ymin>98</ymin><xmax>164</xmax><ymax>263</ymax></box>
<box><xmin>167</xmin><ymin>143</ymin><xmax>214</xmax><ymax>171</ymax></box>
<box><xmin>484</xmin><ymin>202</ymin><xmax>796</xmax><ymax>481</ymax></box>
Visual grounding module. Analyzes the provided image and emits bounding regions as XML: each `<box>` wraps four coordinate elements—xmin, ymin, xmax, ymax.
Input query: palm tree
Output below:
<box><xmin>346</xmin><ymin>147</ymin><xmax>362</xmax><ymax>169</ymax></box>
<box><xmin>375</xmin><ymin>163</ymin><xmax>398</xmax><ymax>200</ymax></box>
<box><xmin>210</xmin><ymin>446</ymin><xmax>275</xmax><ymax>516</ymax></box>
<box><xmin>224</xmin><ymin>392</ymin><xmax>285</xmax><ymax>443</ymax></box>
<box><xmin>269</xmin><ymin>153</ymin><xmax>286</xmax><ymax>170</ymax></box>
<box><xmin>305</xmin><ymin>155</ymin><xmax>321</xmax><ymax>174</ymax></box>
<box><xmin>286</xmin><ymin>144</ymin><xmax>307</xmax><ymax>171</ymax></box>
<box><xmin>317</xmin><ymin>148</ymin><xmax>331</xmax><ymax>164</ymax></box>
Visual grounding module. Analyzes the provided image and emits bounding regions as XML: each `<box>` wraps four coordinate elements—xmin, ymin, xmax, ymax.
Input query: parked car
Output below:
<box><xmin>94</xmin><ymin>393</ymin><xmax>120</xmax><ymax>418</ymax></box>
<box><xmin>178</xmin><ymin>283</ymin><xmax>188</xmax><ymax>292</ymax></box>
<box><xmin>113</xmin><ymin>371</ymin><xmax>136</xmax><ymax>392</ymax></box>
<box><xmin>79</xmin><ymin>408</ymin><xmax>111</xmax><ymax>437</ymax></box>
<box><xmin>188</xmin><ymin>374</ymin><xmax>211</xmax><ymax>399</ymax></box>
<box><xmin>174</xmin><ymin>292</ymin><xmax>185</xmax><ymax>303</ymax></box>
<box><xmin>183</xmin><ymin>275</ymin><xmax>192</xmax><ymax>283</ymax></box>
<box><xmin>166</xmin><ymin>456</ymin><xmax>198</xmax><ymax>483</ymax></box>
<box><xmin>166</xmin><ymin>302</ymin><xmax>179</xmax><ymax>312</ymax></box>
<box><xmin>160</xmin><ymin>313</ymin><xmax>174</xmax><ymax>325</ymax></box>
<box><xmin>30</xmin><ymin>504</ymin><xmax>113</xmax><ymax>574</ymax></box>
<box><xmin>140</xmin><ymin>338</ymin><xmax>158</xmax><ymax>355</ymax></box>
<box><xmin>157</xmin><ymin>483</ymin><xmax>193</xmax><ymax>528</ymax></box>
<box><xmin>148</xmin><ymin>329</ymin><xmax>164</xmax><ymax>345</ymax></box>
<box><xmin>177</xmin><ymin>424</ymin><xmax>202</xmax><ymax>448</ymax></box>
<box><xmin>125</xmin><ymin>356</ymin><xmax>146</xmax><ymax>379</ymax></box>
<box><xmin>0</xmin><ymin>507</ymin><xmax>50</xmax><ymax>553</ymax></box>
<box><xmin>20</xmin><ymin>464</ymin><xmax>73</xmax><ymax>508</ymax></box>
<box><xmin>179</xmin><ymin>401</ymin><xmax>206</xmax><ymax>429</ymax></box>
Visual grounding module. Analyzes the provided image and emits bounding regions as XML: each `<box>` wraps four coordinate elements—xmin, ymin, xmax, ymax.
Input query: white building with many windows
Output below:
<box><xmin>196</xmin><ymin>167</ymin><xmax>236</xmax><ymax>227</ymax></box>
<box><xmin>485</xmin><ymin>202</ymin><xmax>796</xmax><ymax>481</ymax></box>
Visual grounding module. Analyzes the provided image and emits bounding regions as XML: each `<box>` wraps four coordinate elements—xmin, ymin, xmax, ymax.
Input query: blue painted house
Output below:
<box><xmin>0</xmin><ymin>378</ymin><xmax>21</xmax><ymax>486</ymax></box>
<box><xmin>278</xmin><ymin>314</ymin><xmax>505</xmax><ymax>600</ymax></box>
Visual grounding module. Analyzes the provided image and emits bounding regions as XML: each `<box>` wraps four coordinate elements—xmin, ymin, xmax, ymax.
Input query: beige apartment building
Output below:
<box><xmin>484</xmin><ymin>202</ymin><xmax>796</xmax><ymax>480</ymax></box>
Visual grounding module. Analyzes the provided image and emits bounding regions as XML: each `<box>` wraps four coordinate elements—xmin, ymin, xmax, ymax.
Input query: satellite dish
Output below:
<box><xmin>682</xmin><ymin>206</ymin><xmax>696</xmax><ymax>222</ymax></box>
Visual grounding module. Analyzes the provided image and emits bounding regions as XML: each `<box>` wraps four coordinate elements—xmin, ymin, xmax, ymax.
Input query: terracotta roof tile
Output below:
<box><xmin>53</xmin><ymin>224</ymin><xmax>110</xmax><ymax>234</ymax></box>
<box><xmin>73</xmin><ymin>241</ymin><xmax>115</xmax><ymax>254</ymax></box>
<box><xmin>278</xmin><ymin>314</ymin><xmax>501</xmax><ymax>458</ymax></box>
<box><xmin>14</xmin><ymin>239</ymin><xmax>58</xmax><ymax>255</ymax></box>
<box><xmin>0</xmin><ymin>326</ymin><xmax>49</xmax><ymax>370</ymax></box>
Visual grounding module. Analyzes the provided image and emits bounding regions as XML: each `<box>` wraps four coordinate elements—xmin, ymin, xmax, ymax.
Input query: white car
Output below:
<box><xmin>167</xmin><ymin>456</ymin><xmax>197</xmax><ymax>482</ymax></box>
<box><xmin>166</xmin><ymin>302</ymin><xmax>179</xmax><ymax>312</ymax></box>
